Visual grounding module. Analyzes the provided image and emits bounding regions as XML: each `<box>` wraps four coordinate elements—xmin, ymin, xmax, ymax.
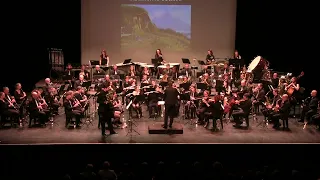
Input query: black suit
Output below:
<box><xmin>233</xmin><ymin>100</ymin><xmax>252</xmax><ymax>127</ymax></box>
<box><xmin>237</xmin><ymin>86</ymin><xmax>249</xmax><ymax>98</ymax></box>
<box><xmin>97</xmin><ymin>91</ymin><xmax>115</xmax><ymax>135</ymax></box>
<box><xmin>64</xmin><ymin>69</ymin><xmax>75</xmax><ymax>80</ymax></box>
<box><xmin>28</xmin><ymin>98</ymin><xmax>49</xmax><ymax>125</ymax></box>
<box><xmin>110</xmin><ymin>69</ymin><xmax>121</xmax><ymax>76</ymax></box>
<box><xmin>300</xmin><ymin>97</ymin><xmax>319</xmax><ymax>123</ymax></box>
<box><xmin>63</xmin><ymin>98</ymin><xmax>82</xmax><ymax>127</ymax></box>
<box><xmin>202</xmin><ymin>69</ymin><xmax>211</xmax><ymax>75</ymax></box>
<box><xmin>163</xmin><ymin>87</ymin><xmax>179</xmax><ymax>127</ymax></box>
<box><xmin>180</xmin><ymin>68</ymin><xmax>192</xmax><ymax>77</ymax></box>
<box><xmin>253</xmin><ymin>89</ymin><xmax>266</xmax><ymax>113</ymax></box>
<box><xmin>279</xmin><ymin>100</ymin><xmax>291</xmax><ymax>128</ymax></box>
<box><xmin>207</xmin><ymin>101</ymin><xmax>224</xmax><ymax>129</ymax></box>
<box><xmin>93</xmin><ymin>69</ymin><xmax>106</xmax><ymax>75</ymax></box>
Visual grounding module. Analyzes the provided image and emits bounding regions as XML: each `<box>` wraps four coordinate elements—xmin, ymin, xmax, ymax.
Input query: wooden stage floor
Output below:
<box><xmin>0</xmin><ymin>103</ymin><xmax>319</xmax><ymax>144</ymax></box>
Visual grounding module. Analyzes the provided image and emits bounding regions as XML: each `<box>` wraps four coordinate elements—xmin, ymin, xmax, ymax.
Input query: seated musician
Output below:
<box><xmin>155</xmin><ymin>49</ymin><xmax>165</xmax><ymax>64</ymax></box>
<box><xmin>232</xmin><ymin>93</ymin><xmax>252</xmax><ymax>129</ymax></box>
<box><xmin>221</xmin><ymin>80</ymin><xmax>231</xmax><ymax>96</ymax></box>
<box><xmin>28</xmin><ymin>91</ymin><xmax>50</xmax><ymax>127</ymax></box>
<box><xmin>93</xmin><ymin>65</ymin><xmax>106</xmax><ymax>75</ymax></box>
<box><xmin>205</xmin><ymin>49</ymin><xmax>215</xmax><ymax>64</ymax></box>
<box><xmin>311</xmin><ymin>107</ymin><xmax>320</xmax><ymax>131</ymax></box>
<box><xmin>43</xmin><ymin>78</ymin><xmax>53</xmax><ymax>95</ymax></box>
<box><xmin>271</xmin><ymin>73</ymin><xmax>279</xmax><ymax>88</ymax></box>
<box><xmin>3</xmin><ymin>87</ymin><xmax>16</xmax><ymax>107</ymax></box>
<box><xmin>74</xmin><ymin>86</ymin><xmax>89</xmax><ymax>111</ymax></box>
<box><xmin>196</xmin><ymin>90</ymin><xmax>211</xmax><ymax>125</ymax></box>
<box><xmin>127</xmin><ymin>65</ymin><xmax>136</xmax><ymax>77</ymax></box>
<box><xmin>237</xmin><ymin>80</ymin><xmax>250</xmax><ymax>98</ymax></box>
<box><xmin>110</xmin><ymin>65</ymin><xmax>121</xmax><ymax>76</ymax></box>
<box><xmin>202</xmin><ymin>65</ymin><xmax>211</xmax><ymax>75</ymax></box>
<box><xmin>205</xmin><ymin>95</ymin><xmax>224</xmax><ymax>130</ymax></box>
<box><xmin>220</xmin><ymin>63</ymin><xmax>229</xmax><ymax>75</ymax></box>
<box><xmin>252</xmin><ymin>83</ymin><xmax>266</xmax><ymax>114</ymax></box>
<box><xmin>112</xmin><ymin>92</ymin><xmax>123</xmax><ymax>127</ymax></box>
<box><xmin>234</xmin><ymin>73</ymin><xmax>246</xmax><ymax>87</ymax></box>
<box><xmin>141</xmin><ymin>74</ymin><xmax>150</xmax><ymax>84</ymax></box>
<box><xmin>162</xmin><ymin>64</ymin><xmax>172</xmax><ymax>77</ymax></box>
<box><xmin>45</xmin><ymin>87</ymin><xmax>60</xmax><ymax>115</ymax></box>
<box><xmin>299</xmin><ymin>90</ymin><xmax>318</xmax><ymax>123</ymax></box>
<box><xmin>185</xmin><ymin>86</ymin><xmax>199</xmax><ymax>119</ymax></box>
<box><xmin>180</xmin><ymin>63</ymin><xmax>192</xmax><ymax>77</ymax></box>
<box><xmin>147</xmin><ymin>85</ymin><xmax>162</xmax><ymax>118</ymax></box>
<box><xmin>130</xmin><ymin>86</ymin><xmax>143</xmax><ymax>118</ymax></box>
<box><xmin>63</xmin><ymin>91</ymin><xmax>82</xmax><ymax>128</ymax></box>
<box><xmin>79</xmin><ymin>65</ymin><xmax>90</xmax><ymax>80</ymax></box>
<box><xmin>0</xmin><ymin>92</ymin><xmax>20</xmax><ymax>124</ymax></box>
<box><xmin>74</xmin><ymin>75</ymin><xmax>86</xmax><ymax>88</ymax></box>
<box><xmin>103</xmin><ymin>75</ymin><xmax>113</xmax><ymax>88</ymax></box>
<box><xmin>201</xmin><ymin>73</ymin><xmax>212</xmax><ymax>91</ymax></box>
<box><xmin>262</xmin><ymin>89</ymin><xmax>281</xmax><ymax>123</ymax></box>
<box><xmin>270</xmin><ymin>94</ymin><xmax>291</xmax><ymax>130</ymax></box>
<box><xmin>14</xmin><ymin>83</ymin><xmax>27</xmax><ymax>119</ymax></box>
<box><xmin>100</xmin><ymin>49</ymin><xmax>109</xmax><ymax>66</ymax></box>
<box><xmin>142</xmin><ymin>66</ymin><xmax>151</xmax><ymax>76</ymax></box>
<box><xmin>122</xmin><ymin>76</ymin><xmax>133</xmax><ymax>104</ymax></box>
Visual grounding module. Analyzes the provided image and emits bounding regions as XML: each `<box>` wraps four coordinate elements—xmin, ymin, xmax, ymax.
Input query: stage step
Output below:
<box><xmin>148</xmin><ymin>122</ymin><xmax>183</xmax><ymax>134</ymax></box>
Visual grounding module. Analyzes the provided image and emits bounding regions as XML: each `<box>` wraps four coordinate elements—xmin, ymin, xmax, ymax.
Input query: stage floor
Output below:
<box><xmin>0</xmin><ymin>103</ymin><xmax>319</xmax><ymax>144</ymax></box>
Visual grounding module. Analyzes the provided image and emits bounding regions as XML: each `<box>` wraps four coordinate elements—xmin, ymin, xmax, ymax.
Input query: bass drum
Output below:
<box><xmin>247</xmin><ymin>56</ymin><xmax>268</xmax><ymax>73</ymax></box>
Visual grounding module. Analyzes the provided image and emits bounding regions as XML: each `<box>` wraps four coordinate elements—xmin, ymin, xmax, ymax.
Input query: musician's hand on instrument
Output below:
<box><xmin>12</xmin><ymin>99</ymin><xmax>16</xmax><ymax>103</ymax></box>
<box><xmin>190</xmin><ymin>96</ymin><xmax>195</xmax><ymax>100</ymax></box>
<box><xmin>37</xmin><ymin>105</ymin><xmax>42</xmax><ymax>109</ymax></box>
<box><xmin>114</xmin><ymin>111</ymin><xmax>121</xmax><ymax>118</ymax></box>
<box><xmin>252</xmin><ymin>100</ymin><xmax>257</xmax><ymax>103</ymax></box>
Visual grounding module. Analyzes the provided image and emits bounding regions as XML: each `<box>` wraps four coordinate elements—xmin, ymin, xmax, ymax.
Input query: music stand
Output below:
<box><xmin>82</xmin><ymin>81</ymin><xmax>92</xmax><ymax>91</ymax></box>
<box><xmin>182</xmin><ymin>58</ymin><xmax>190</xmax><ymax>64</ymax></box>
<box><xmin>89</xmin><ymin>60</ymin><xmax>100</xmax><ymax>67</ymax></box>
<box><xmin>197</xmin><ymin>60</ymin><xmax>205</xmax><ymax>66</ymax></box>
<box><xmin>196</xmin><ymin>83</ymin><xmax>207</xmax><ymax>91</ymax></box>
<box><xmin>123</xmin><ymin>59</ymin><xmax>132</xmax><ymax>64</ymax></box>
<box><xmin>180</xmin><ymin>83</ymin><xmax>191</xmax><ymax>91</ymax></box>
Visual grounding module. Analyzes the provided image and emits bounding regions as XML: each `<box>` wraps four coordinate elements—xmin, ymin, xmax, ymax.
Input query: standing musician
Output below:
<box><xmin>155</xmin><ymin>49</ymin><xmax>165</xmax><ymax>64</ymax></box>
<box><xmin>45</xmin><ymin>87</ymin><xmax>60</xmax><ymax>115</ymax></box>
<box><xmin>64</xmin><ymin>64</ymin><xmax>75</xmax><ymax>88</ymax></box>
<box><xmin>127</xmin><ymin>65</ymin><xmax>136</xmax><ymax>77</ymax></box>
<box><xmin>74</xmin><ymin>75</ymin><xmax>87</xmax><ymax>88</ymax></box>
<box><xmin>131</xmin><ymin>86</ymin><xmax>143</xmax><ymax>118</ymax></box>
<box><xmin>271</xmin><ymin>73</ymin><xmax>279</xmax><ymax>88</ymax></box>
<box><xmin>185</xmin><ymin>86</ymin><xmax>199</xmax><ymax>119</ymax></box>
<box><xmin>299</xmin><ymin>90</ymin><xmax>318</xmax><ymax>123</ymax></box>
<box><xmin>97</xmin><ymin>84</ymin><xmax>120</xmax><ymax>136</ymax></box>
<box><xmin>232</xmin><ymin>93</ymin><xmax>252</xmax><ymax>129</ymax></box>
<box><xmin>162</xmin><ymin>81</ymin><xmax>179</xmax><ymax>129</ymax></box>
<box><xmin>196</xmin><ymin>90</ymin><xmax>211</xmax><ymax>125</ymax></box>
<box><xmin>205</xmin><ymin>50</ymin><xmax>215</xmax><ymax>64</ymax></box>
<box><xmin>93</xmin><ymin>65</ymin><xmax>106</xmax><ymax>75</ymax></box>
<box><xmin>63</xmin><ymin>91</ymin><xmax>83</xmax><ymax>128</ymax></box>
<box><xmin>252</xmin><ymin>83</ymin><xmax>266</xmax><ymax>114</ymax></box>
<box><xmin>262</xmin><ymin>89</ymin><xmax>281</xmax><ymax>124</ymax></box>
<box><xmin>180</xmin><ymin>63</ymin><xmax>192</xmax><ymax>78</ymax></box>
<box><xmin>0</xmin><ymin>92</ymin><xmax>20</xmax><ymax>124</ymax></box>
<box><xmin>100</xmin><ymin>49</ymin><xmax>109</xmax><ymax>66</ymax></box>
<box><xmin>270</xmin><ymin>94</ymin><xmax>291</xmax><ymax>130</ymax></box>
<box><xmin>147</xmin><ymin>85</ymin><xmax>162</xmax><ymax>118</ymax></box>
<box><xmin>285</xmin><ymin>76</ymin><xmax>300</xmax><ymax>116</ymax></box>
<box><xmin>79</xmin><ymin>65</ymin><xmax>90</xmax><ymax>80</ymax></box>
<box><xmin>14</xmin><ymin>83</ymin><xmax>27</xmax><ymax>119</ymax></box>
<box><xmin>233</xmin><ymin>50</ymin><xmax>241</xmax><ymax>59</ymax></box>
<box><xmin>28</xmin><ymin>91</ymin><xmax>49</xmax><ymax>127</ymax></box>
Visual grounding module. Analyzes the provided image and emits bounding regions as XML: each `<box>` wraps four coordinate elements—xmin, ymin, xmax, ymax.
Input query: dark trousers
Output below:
<box><xmin>31</xmin><ymin>110</ymin><xmax>49</xmax><ymax>125</ymax></box>
<box><xmin>300</xmin><ymin>106</ymin><xmax>317</xmax><ymax>122</ymax></box>
<box><xmin>99</xmin><ymin>112</ymin><xmax>114</xmax><ymax>135</ymax></box>
<box><xmin>253</xmin><ymin>101</ymin><xmax>262</xmax><ymax>114</ymax></box>
<box><xmin>270</xmin><ymin>112</ymin><xmax>281</xmax><ymax>127</ymax></box>
<box><xmin>233</xmin><ymin>110</ymin><xmax>249</xmax><ymax>127</ymax></box>
<box><xmin>148</xmin><ymin>101</ymin><xmax>160</xmax><ymax>117</ymax></box>
<box><xmin>164</xmin><ymin>104</ymin><xmax>175</xmax><ymax>127</ymax></box>
<box><xmin>185</xmin><ymin>102</ymin><xmax>196</xmax><ymax>119</ymax></box>
<box><xmin>196</xmin><ymin>108</ymin><xmax>206</xmax><ymax>122</ymax></box>
<box><xmin>3</xmin><ymin>109</ymin><xmax>20</xmax><ymax>123</ymax></box>
<box><xmin>66</xmin><ymin>110</ymin><xmax>81</xmax><ymax>126</ymax></box>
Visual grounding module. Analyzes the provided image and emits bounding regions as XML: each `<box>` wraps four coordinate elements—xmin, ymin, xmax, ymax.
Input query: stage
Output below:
<box><xmin>0</xmin><ymin>102</ymin><xmax>319</xmax><ymax>144</ymax></box>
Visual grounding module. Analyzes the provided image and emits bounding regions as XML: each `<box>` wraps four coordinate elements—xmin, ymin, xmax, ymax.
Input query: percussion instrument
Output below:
<box><xmin>247</xmin><ymin>56</ymin><xmax>268</xmax><ymax>73</ymax></box>
<box><xmin>157</xmin><ymin>101</ymin><xmax>165</xmax><ymax>105</ymax></box>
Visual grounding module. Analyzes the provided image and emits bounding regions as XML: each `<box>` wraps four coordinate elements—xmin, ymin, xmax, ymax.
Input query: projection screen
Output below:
<box><xmin>81</xmin><ymin>0</ymin><xmax>237</xmax><ymax>65</ymax></box>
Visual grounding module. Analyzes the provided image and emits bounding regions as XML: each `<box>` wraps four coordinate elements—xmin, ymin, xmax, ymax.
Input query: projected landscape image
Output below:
<box><xmin>121</xmin><ymin>4</ymin><xmax>191</xmax><ymax>52</ymax></box>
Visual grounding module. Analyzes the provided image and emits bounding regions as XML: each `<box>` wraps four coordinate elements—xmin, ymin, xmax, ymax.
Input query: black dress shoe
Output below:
<box><xmin>161</xmin><ymin>124</ymin><xmax>167</xmax><ymax>129</ymax></box>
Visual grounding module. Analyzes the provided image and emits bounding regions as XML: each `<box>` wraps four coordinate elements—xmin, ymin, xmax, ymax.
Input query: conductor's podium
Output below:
<box><xmin>148</xmin><ymin>122</ymin><xmax>184</xmax><ymax>134</ymax></box>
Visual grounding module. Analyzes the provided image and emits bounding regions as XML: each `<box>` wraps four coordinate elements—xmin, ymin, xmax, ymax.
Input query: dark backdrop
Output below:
<box><xmin>1</xmin><ymin>1</ymin><xmax>317</xmax><ymax>93</ymax></box>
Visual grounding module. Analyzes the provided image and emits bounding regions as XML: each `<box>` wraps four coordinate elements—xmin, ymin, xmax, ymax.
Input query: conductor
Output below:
<box><xmin>97</xmin><ymin>83</ymin><xmax>121</xmax><ymax>136</ymax></box>
<box><xmin>162</xmin><ymin>81</ymin><xmax>179</xmax><ymax>129</ymax></box>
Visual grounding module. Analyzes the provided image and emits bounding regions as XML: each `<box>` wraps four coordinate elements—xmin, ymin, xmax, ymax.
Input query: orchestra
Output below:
<box><xmin>1</xmin><ymin>49</ymin><xmax>319</xmax><ymax>136</ymax></box>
